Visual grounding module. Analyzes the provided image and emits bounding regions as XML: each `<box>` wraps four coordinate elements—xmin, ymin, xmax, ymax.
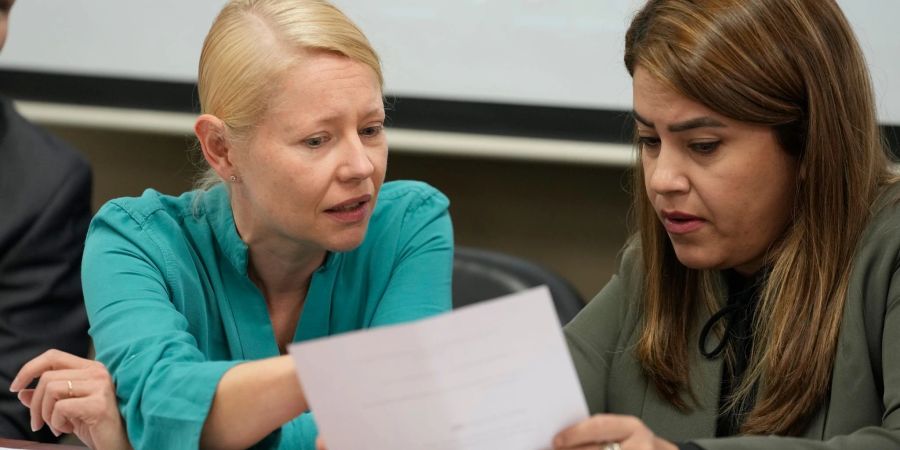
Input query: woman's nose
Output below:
<box><xmin>337</xmin><ymin>135</ymin><xmax>375</xmax><ymax>182</ymax></box>
<box><xmin>646</xmin><ymin>146</ymin><xmax>690</xmax><ymax>195</ymax></box>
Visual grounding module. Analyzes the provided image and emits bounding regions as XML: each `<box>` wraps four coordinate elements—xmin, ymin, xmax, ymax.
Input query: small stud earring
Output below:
<box><xmin>229</xmin><ymin>175</ymin><xmax>238</xmax><ymax>183</ymax></box>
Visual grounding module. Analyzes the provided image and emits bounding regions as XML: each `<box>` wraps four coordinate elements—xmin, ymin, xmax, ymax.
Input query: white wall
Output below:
<box><xmin>1</xmin><ymin>1</ymin><xmax>898</xmax><ymax>125</ymax></box>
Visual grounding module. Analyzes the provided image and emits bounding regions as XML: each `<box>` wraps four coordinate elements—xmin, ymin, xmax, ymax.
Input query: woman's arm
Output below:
<box><xmin>82</xmin><ymin>203</ymin><xmax>309</xmax><ymax>450</ymax></box>
<box><xmin>367</xmin><ymin>183</ymin><xmax>454</xmax><ymax>327</ymax></box>
<box><xmin>200</xmin><ymin>356</ymin><xmax>307</xmax><ymax>450</ymax></box>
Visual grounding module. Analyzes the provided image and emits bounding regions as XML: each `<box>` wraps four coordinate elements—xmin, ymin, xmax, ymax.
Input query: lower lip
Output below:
<box><xmin>325</xmin><ymin>202</ymin><xmax>369</xmax><ymax>223</ymax></box>
<box><xmin>663</xmin><ymin>217</ymin><xmax>705</xmax><ymax>234</ymax></box>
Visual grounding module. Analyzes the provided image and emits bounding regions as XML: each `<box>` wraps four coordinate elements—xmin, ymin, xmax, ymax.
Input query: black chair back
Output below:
<box><xmin>452</xmin><ymin>246</ymin><xmax>584</xmax><ymax>325</ymax></box>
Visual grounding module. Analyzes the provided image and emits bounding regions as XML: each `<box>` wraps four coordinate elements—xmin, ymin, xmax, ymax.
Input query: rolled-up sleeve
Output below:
<box><xmin>83</xmin><ymin>203</ymin><xmax>241</xmax><ymax>450</ymax></box>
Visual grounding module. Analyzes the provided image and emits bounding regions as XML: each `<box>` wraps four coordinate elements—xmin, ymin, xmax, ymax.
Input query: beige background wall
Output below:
<box><xmin>47</xmin><ymin>125</ymin><xmax>634</xmax><ymax>301</ymax></box>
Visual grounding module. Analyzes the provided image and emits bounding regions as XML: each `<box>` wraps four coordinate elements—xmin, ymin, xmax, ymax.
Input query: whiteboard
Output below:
<box><xmin>1</xmin><ymin>0</ymin><xmax>898</xmax><ymax>125</ymax></box>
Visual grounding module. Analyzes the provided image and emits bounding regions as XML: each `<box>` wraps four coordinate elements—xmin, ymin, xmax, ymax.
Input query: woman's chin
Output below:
<box><xmin>325</xmin><ymin>234</ymin><xmax>368</xmax><ymax>253</ymax></box>
<box><xmin>672</xmin><ymin>247</ymin><xmax>723</xmax><ymax>271</ymax></box>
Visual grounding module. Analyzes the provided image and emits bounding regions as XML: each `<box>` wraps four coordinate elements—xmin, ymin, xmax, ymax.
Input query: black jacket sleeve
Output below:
<box><xmin>0</xmin><ymin>97</ymin><xmax>92</xmax><ymax>441</ymax></box>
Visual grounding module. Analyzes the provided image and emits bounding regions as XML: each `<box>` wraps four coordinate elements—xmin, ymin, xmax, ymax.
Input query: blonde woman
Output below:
<box><xmin>12</xmin><ymin>1</ymin><xmax>452</xmax><ymax>449</ymax></box>
<box><xmin>555</xmin><ymin>1</ymin><xmax>899</xmax><ymax>449</ymax></box>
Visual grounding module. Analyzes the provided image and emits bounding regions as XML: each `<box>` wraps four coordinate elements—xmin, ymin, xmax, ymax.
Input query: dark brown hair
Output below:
<box><xmin>625</xmin><ymin>0</ymin><xmax>891</xmax><ymax>435</ymax></box>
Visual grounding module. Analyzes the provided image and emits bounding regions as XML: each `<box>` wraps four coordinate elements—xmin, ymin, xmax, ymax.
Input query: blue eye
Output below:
<box><xmin>304</xmin><ymin>135</ymin><xmax>328</xmax><ymax>148</ymax></box>
<box><xmin>360</xmin><ymin>125</ymin><xmax>383</xmax><ymax>138</ymax></box>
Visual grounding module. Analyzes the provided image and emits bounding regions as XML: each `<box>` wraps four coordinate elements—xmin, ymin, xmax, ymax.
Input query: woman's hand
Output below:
<box><xmin>9</xmin><ymin>349</ymin><xmax>132</xmax><ymax>450</ymax></box>
<box><xmin>553</xmin><ymin>414</ymin><xmax>678</xmax><ymax>450</ymax></box>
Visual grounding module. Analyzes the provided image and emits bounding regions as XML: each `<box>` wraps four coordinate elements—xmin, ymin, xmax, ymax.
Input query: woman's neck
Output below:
<box><xmin>246</xmin><ymin>242</ymin><xmax>326</xmax><ymax>301</ymax></box>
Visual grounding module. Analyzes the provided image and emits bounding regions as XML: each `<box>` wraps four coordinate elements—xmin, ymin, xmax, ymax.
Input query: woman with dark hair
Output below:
<box><xmin>555</xmin><ymin>0</ymin><xmax>899</xmax><ymax>449</ymax></box>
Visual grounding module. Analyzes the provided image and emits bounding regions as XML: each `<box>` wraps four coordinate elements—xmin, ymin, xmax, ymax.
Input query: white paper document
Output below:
<box><xmin>288</xmin><ymin>286</ymin><xmax>589</xmax><ymax>450</ymax></box>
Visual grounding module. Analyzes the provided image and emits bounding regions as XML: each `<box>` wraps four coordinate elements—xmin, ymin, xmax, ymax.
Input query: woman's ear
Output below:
<box><xmin>195</xmin><ymin>114</ymin><xmax>237</xmax><ymax>180</ymax></box>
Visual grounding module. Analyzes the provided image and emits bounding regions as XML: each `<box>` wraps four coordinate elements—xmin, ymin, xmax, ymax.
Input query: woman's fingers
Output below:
<box><xmin>11</xmin><ymin>350</ymin><xmax>127</xmax><ymax>449</ymax></box>
<box><xmin>30</xmin><ymin>367</ymin><xmax>105</xmax><ymax>433</ymax></box>
<box><xmin>554</xmin><ymin>414</ymin><xmax>670</xmax><ymax>450</ymax></box>
<box><xmin>53</xmin><ymin>383</ymin><xmax>128</xmax><ymax>450</ymax></box>
<box><xmin>29</xmin><ymin>368</ymin><xmax>78</xmax><ymax>432</ymax></box>
<box><xmin>554</xmin><ymin>414</ymin><xmax>638</xmax><ymax>448</ymax></box>
<box><xmin>48</xmin><ymin>398</ymin><xmax>79</xmax><ymax>435</ymax></box>
<box><xmin>41</xmin><ymin>378</ymin><xmax>83</xmax><ymax>433</ymax></box>
<box><xmin>10</xmin><ymin>349</ymin><xmax>95</xmax><ymax>392</ymax></box>
<box><xmin>17</xmin><ymin>389</ymin><xmax>34</xmax><ymax>408</ymax></box>
<box><xmin>51</xmin><ymin>398</ymin><xmax>98</xmax><ymax>447</ymax></box>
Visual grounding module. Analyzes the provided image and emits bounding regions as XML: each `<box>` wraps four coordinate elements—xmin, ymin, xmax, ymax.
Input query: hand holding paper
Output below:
<box><xmin>289</xmin><ymin>286</ymin><xmax>588</xmax><ymax>450</ymax></box>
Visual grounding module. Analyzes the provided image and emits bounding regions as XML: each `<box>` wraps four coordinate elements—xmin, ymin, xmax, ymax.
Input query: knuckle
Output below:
<box><xmin>624</xmin><ymin>415</ymin><xmax>642</xmax><ymax>429</ymax></box>
<box><xmin>42</xmin><ymin>405</ymin><xmax>54</xmax><ymax>422</ymax></box>
<box><xmin>103</xmin><ymin>385</ymin><xmax>117</xmax><ymax>400</ymax></box>
<box><xmin>91</xmin><ymin>364</ymin><xmax>112</xmax><ymax>381</ymax></box>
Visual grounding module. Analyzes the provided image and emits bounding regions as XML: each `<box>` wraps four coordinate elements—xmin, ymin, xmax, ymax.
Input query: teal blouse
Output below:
<box><xmin>82</xmin><ymin>180</ymin><xmax>454</xmax><ymax>450</ymax></box>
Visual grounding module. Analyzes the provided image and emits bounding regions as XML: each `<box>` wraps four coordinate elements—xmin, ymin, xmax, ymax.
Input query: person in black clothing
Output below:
<box><xmin>0</xmin><ymin>0</ymin><xmax>92</xmax><ymax>441</ymax></box>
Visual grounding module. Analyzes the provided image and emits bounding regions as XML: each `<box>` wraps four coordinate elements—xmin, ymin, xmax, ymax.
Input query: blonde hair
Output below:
<box><xmin>194</xmin><ymin>0</ymin><xmax>382</xmax><ymax>190</ymax></box>
<box><xmin>625</xmin><ymin>0</ymin><xmax>892</xmax><ymax>435</ymax></box>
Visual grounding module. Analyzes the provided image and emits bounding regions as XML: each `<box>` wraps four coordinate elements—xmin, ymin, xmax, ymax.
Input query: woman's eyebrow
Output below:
<box><xmin>668</xmin><ymin>116</ymin><xmax>726</xmax><ymax>132</ymax></box>
<box><xmin>632</xmin><ymin>111</ymin><xmax>726</xmax><ymax>132</ymax></box>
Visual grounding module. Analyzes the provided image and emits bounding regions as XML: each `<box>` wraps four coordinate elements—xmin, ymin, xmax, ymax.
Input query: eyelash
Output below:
<box><xmin>360</xmin><ymin>124</ymin><xmax>384</xmax><ymax>139</ymax></box>
<box><xmin>689</xmin><ymin>141</ymin><xmax>720</xmax><ymax>154</ymax></box>
<box><xmin>637</xmin><ymin>136</ymin><xmax>721</xmax><ymax>155</ymax></box>
<box><xmin>302</xmin><ymin>124</ymin><xmax>385</xmax><ymax>149</ymax></box>
<box><xmin>638</xmin><ymin>136</ymin><xmax>661</xmax><ymax>151</ymax></box>
<box><xmin>304</xmin><ymin>135</ymin><xmax>329</xmax><ymax>148</ymax></box>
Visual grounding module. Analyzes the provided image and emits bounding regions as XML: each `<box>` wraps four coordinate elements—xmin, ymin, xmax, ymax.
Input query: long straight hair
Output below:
<box><xmin>625</xmin><ymin>0</ymin><xmax>891</xmax><ymax>435</ymax></box>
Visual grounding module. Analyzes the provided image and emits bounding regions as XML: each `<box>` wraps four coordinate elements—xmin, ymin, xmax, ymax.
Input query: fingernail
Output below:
<box><xmin>30</xmin><ymin>422</ymin><xmax>38</xmax><ymax>432</ymax></box>
<box><xmin>51</xmin><ymin>428</ymin><xmax>60</xmax><ymax>437</ymax></box>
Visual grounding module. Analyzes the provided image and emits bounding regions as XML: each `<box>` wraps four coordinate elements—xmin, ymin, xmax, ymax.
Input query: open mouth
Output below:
<box><xmin>325</xmin><ymin>200</ymin><xmax>366</xmax><ymax>213</ymax></box>
<box><xmin>324</xmin><ymin>195</ymin><xmax>372</xmax><ymax>223</ymax></box>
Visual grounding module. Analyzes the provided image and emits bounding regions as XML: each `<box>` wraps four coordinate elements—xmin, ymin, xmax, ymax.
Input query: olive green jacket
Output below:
<box><xmin>565</xmin><ymin>184</ymin><xmax>900</xmax><ymax>449</ymax></box>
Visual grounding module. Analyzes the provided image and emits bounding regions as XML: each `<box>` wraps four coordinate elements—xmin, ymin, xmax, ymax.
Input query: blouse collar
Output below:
<box><xmin>200</xmin><ymin>183</ymin><xmax>336</xmax><ymax>277</ymax></box>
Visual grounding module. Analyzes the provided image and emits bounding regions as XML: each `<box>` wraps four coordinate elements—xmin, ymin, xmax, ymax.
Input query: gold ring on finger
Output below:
<box><xmin>66</xmin><ymin>380</ymin><xmax>74</xmax><ymax>399</ymax></box>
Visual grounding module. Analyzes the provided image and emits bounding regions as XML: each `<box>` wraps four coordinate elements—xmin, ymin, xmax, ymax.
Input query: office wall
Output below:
<box><xmin>4</xmin><ymin>1</ymin><xmax>899</xmax><ymax>126</ymax></box>
<box><xmin>47</xmin><ymin>125</ymin><xmax>632</xmax><ymax>301</ymax></box>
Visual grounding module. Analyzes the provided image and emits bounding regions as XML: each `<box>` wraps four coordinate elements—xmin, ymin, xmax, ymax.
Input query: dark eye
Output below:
<box><xmin>690</xmin><ymin>141</ymin><xmax>720</xmax><ymax>154</ymax></box>
<box><xmin>360</xmin><ymin>125</ymin><xmax>383</xmax><ymax>138</ymax></box>
<box><xmin>304</xmin><ymin>135</ymin><xmax>328</xmax><ymax>148</ymax></box>
<box><xmin>638</xmin><ymin>136</ymin><xmax>661</xmax><ymax>151</ymax></box>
